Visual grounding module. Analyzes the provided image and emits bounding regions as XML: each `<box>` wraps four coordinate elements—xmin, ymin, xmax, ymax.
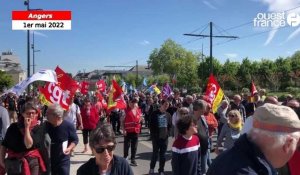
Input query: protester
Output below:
<box><xmin>216</xmin><ymin>100</ymin><xmax>229</xmax><ymax>137</ymax></box>
<box><xmin>110</xmin><ymin>109</ymin><xmax>122</xmax><ymax>135</ymax></box>
<box><xmin>207</xmin><ymin>104</ymin><xmax>300</xmax><ymax>175</ymax></box>
<box><xmin>172</xmin><ymin>106</ymin><xmax>188</xmax><ymax>138</ymax></box>
<box><xmin>81</xmin><ymin>98</ymin><xmax>99</xmax><ymax>153</ymax></box>
<box><xmin>230</xmin><ymin>94</ymin><xmax>247</xmax><ymax>122</ymax></box>
<box><xmin>215</xmin><ymin>109</ymin><xmax>242</xmax><ymax>153</ymax></box>
<box><xmin>45</xmin><ymin>103</ymin><xmax>78</xmax><ymax>175</ymax></box>
<box><xmin>63</xmin><ymin>97</ymin><xmax>83</xmax><ymax>130</ymax></box>
<box><xmin>77</xmin><ymin>123</ymin><xmax>133</xmax><ymax>175</ymax></box>
<box><xmin>172</xmin><ymin>115</ymin><xmax>199</xmax><ymax>175</ymax></box>
<box><xmin>193</xmin><ymin>99</ymin><xmax>209</xmax><ymax>175</ymax></box>
<box><xmin>122</xmin><ymin>97</ymin><xmax>142</xmax><ymax>166</ymax></box>
<box><xmin>4</xmin><ymin>93</ymin><xmax>18</xmax><ymax>123</ymax></box>
<box><xmin>149</xmin><ymin>99</ymin><xmax>172</xmax><ymax>175</ymax></box>
<box><xmin>63</xmin><ymin>98</ymin><xmax>83</xmax><ymax>157</ymax></box>
<box><xmin>182</xmin><ymin>95</ymin><xmax>193</xmax><ymax>114</ymax></box>
<box><xmin>0</xmin><ymin>102</ymin><xmax>46</xmax><ymax>175</ymax></box>
<box><xmin>0</xmin><ymin>102</ymin><xmax>10</xmax><ymax>142</ymax></box>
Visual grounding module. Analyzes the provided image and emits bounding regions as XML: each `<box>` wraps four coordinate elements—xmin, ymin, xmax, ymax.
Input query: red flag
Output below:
<box><xmin>107</xmin><ymin>80</ymin><xmax>126</xmax><ymax>112</ymax></box>
<box><xmin>95</xmin><ymin>91</ymin><xmax>107</xmax><ymax>110</ymax></box>
<box><xmin>55</xmin><ymin>66</ymin><xmax>79</xmax><ymax>94</ymax></box>
<box><xmin>251</xmin><ymin>80</ymin><xmax>257</xmax><ymax>96</ymax></box>
<box><xmin>80</xmin><ymin>81</ymin><xmax>89</xmax><ymax>95</ymax></box>
<box><xmin>205</xmin><ymin>74</ymin><xmax>224</xmax><ymax>113</ymax></box>
<box><xmin>96</xmin><ymin>80</ymin><xmax>106</xmax><ymax>92</ymax></box>
<box><xmin>39</xmin><ymin>66</ymin><xmax>79</xmax><ymax>110</ymax></box>
<box><xmin>250</xmin><ymin>80</ymin><xmax>258</xmax><ymax>102</ymax></box>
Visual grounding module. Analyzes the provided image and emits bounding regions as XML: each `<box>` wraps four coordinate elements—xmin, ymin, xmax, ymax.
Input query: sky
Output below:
<box><xmin>1</xmin><ymin>0</ymin><xmax>300</xmax><ymax>76</ymax></box>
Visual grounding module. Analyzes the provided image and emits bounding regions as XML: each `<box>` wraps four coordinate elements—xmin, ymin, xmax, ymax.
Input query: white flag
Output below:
<box><xmin>5</xmin><ymin>69</ymin><xmax>58</xmax><ymax>96</ymax></box>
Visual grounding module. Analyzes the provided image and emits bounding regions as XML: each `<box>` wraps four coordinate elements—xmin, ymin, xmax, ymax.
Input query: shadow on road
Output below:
<box><xmin>140</xmin><ymin>171</ymin><xmax>172</xmax><ymax>175</ymax></box>
<box><xmin>71</xmin><ymin>160</ymin><xmax>89</xmax><ymax>164</ymax></box>
<box><xmin>136</xmin><ymin>150</ymin><xmax>172</xmax><ymax>162</ymax></box>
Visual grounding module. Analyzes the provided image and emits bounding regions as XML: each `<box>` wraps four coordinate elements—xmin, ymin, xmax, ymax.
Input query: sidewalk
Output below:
<box><xmin>70</xmin><ymin>131</ymin><xmax>91</xmax><ymax>175</ymax></box>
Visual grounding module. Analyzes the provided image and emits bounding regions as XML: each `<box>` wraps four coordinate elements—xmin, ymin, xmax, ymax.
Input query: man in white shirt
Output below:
<box><xmin>64</xmin><ymin>102</ymin><xmax>83</xmax><ymax>130</ymax></box>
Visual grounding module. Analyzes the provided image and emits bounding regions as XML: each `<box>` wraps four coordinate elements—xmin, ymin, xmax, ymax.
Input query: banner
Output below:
<box><xmin>107</xmin><ymin>80</ymin><xmax>126</xmax><ymax>112</ymax></box>
<box><xmin>205</xmin><ymin>74</ymin><xmax>224</xmax><ymax>113</ymax></box>
<box><xmin>5</xmin><ymin>69</ymin><xmax>57</xmax><ymax>96</ymax></box>
<box><xmin>96</xmin><ymin>80</ymin><xmax>106</xmax><ymax>92</ymax></box>
<box><xmin>39</xmin><ymin>66</ymin><xmax>78</xmax><ymax>110</ymax></box>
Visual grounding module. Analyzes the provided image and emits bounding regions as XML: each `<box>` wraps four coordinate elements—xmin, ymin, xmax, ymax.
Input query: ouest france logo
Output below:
<box><xmin>253</xmin><ymin>12</ymin><xmax>300</xmax><ymax>27</ymax></box>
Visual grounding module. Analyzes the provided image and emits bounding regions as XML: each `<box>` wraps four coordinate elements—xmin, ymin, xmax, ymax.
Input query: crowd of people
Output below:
<box><xmin>0</xmin><ymin>87</ymin><xmax>299</xmax><ymax>175</ymax></box>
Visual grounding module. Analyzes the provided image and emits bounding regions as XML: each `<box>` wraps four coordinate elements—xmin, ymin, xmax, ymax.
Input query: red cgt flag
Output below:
<box><xmin>96</xmin><ymin>80</ymin><xmax>106</xmax><ymax>92</ymax></box>
<box><xmin>107</xmin><ymin>79</ymin><xmax>126</xmax><ymax>113</ymax></box>
<box><xmin>205</xmin><ymin>74</ymin><xmax>224</xmax><ymax>113</ymax></box>
<box><xmin>80</xmin><ymin>81</ymin><xmax>89</xmax><ymax>95</ymax></box>
<box><xmin>39</xmin><ymin>66</ymin><xmax>79</xmax><ymax>110</ymax></box>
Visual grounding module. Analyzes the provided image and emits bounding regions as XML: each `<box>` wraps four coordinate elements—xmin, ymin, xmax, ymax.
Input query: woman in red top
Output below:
<box><xmin>122</xmin><ymin>97</ymin><xmax>142</xmax><ymax>166</ymax></box>
<box><xmin>80</xmin><ymin>98</ymin><xmax>99</xmax><ymax>153</ymax></box>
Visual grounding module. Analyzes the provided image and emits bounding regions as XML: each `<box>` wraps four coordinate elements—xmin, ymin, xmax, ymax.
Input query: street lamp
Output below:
<box><xmin>24</xmin><ymin>0</ymin><xmax>30</xmax><ymax>78</ymax></box>
<box><xmin>24</xmin><ymin>0</ymin><xmax>42</xmax><ymax>76</ymax></box>
<box><xmin>31</xmin><ymin>32</ymin><xmax>40</xmax><ymax>74</ymax></box>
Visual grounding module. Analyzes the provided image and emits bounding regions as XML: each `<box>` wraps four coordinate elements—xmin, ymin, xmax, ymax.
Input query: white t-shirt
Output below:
<box><xmin>241</xmin><ymin>116</ymin><xmax>253</xmax><ymax>134</ymax></box>
<box><xmin>64</xmin><ymin>103</ymin><xmax>80</xmax><ymax>126</ymax></box>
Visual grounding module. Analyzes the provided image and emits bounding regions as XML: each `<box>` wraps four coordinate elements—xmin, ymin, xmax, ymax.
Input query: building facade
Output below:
<box><xmin>0</xmin><ymin>51</ymin><xmax>26</xmax><ymax>85</ymax></box>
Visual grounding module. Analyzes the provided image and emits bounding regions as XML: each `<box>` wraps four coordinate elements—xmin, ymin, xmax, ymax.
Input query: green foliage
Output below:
<box><xmin>146</xmin><ymin>39</ymin><xmax>300</xmax><ymax>93</ymax></box>
<box><xmin>148</xmin><ymin>39</ymin><xmax>199</xmax><ymax>88</ymax></box>
<box><xmin>188</xmin><ymin>86</ymin><xmax>202</xmax><ymax>94</ymax></box>
<box><xmin>285</xmin><ymin>87</ymin><xmax>300</xmax><ymax>96</ymax></box>
<box><xmin>123</xmin><ymin>73</ymin><xmax>143</xmax><ymax>88</ymax></box>
<box><xmin>0</xmin><ymin>71</ymin><xmax>14</xmax><ymax>92</ymax></box>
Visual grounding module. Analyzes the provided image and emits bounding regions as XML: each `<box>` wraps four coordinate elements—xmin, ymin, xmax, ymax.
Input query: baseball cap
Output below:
<box><xmin>253</xmin><ymin>103</ymin><xmax>300</xmax><ymax>133</ymax></box>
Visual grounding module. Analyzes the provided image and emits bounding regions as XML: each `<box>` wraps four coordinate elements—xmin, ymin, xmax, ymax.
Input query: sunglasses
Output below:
<box><xmin>95</xmin><ymin>145</ymin><xmax>116</xmax><ymax>154</ymax></box>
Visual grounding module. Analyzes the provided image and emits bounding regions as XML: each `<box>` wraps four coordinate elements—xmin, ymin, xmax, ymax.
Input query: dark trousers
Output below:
<box><xmin>123</xmin><ymin>133</ymin><xmax>138</xmax><ymax>160</ymax></box>
<box><xmin>111</xmin><ymin>116</ymin><xmax>120</xmax><ymax>133</ymax></box>
<box><xmin>82</xmin><ymin>129</ymin><xmax>92</xmax><ymax>144</ymax></box>
<box><xmin>150</xmin><ymin>138</ymin><xmax>168</xmax><ymax>173</ymax></box>
<box><xmin>51</xmin><ymin>160</ymin><xmax>70</xmax><ymax>175</ymax></box>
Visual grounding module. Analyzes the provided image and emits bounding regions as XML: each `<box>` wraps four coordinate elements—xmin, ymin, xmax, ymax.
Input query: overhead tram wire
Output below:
<box><xmin>181</xmin><ymin>24</ymin><xmax>209</xmax><ymax>46</ymax></box>
<box><xmin>213</xmin><ymin>25</ymin><xmax>290</xmax><ymax>47</ymax></box>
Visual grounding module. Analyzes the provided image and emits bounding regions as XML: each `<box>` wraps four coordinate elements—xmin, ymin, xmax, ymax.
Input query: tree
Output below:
<box><xmin>219</xmin><ymin>59</ymin><xmax>240</xmax><ymax>90</ymax></box>
<box><xmin>0</xmin><ymin>71</ymin><xmax>14</xmax><ymax>92</ymax></box>
<box><xmin>147</xmin><ymin>39</ymin><xmax>199</xmax><ymax>89</ymax></box>
<box><xmin>236</xmin><ymin>58</ymin><xmax>253</xmax><ymax>88</ymax></box>
<box><xmin>274</xmin><ymin>57</ymin><xmax>291</xmax><ymax>89</ymax></box>
<box><xmin>289</xmin><ymin>51</ymin><xmax>300</xmax><ymax>86</ymax></box>
<box><xmin>123</xmin><ymin>73</ymin><xmax>143</xmax><ymax>88</ymax></box>
<box><xmin>257</xmin><ymin>59</ymin><xmax>276</xmax><ymax>88</ymax></box>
